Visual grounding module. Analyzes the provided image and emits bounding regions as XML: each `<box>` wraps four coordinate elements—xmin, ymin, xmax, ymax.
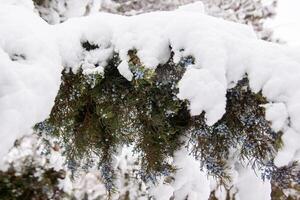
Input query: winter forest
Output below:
<box><xmin>0</xmin><ymin>0</ymin><xmax>300</xmax><ymax>199</ymax></box>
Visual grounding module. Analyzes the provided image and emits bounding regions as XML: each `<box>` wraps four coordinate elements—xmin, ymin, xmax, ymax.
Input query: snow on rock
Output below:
<box><xmin>0</xmin><ymin>5</ymin><xmax>62</xmax><ymax>168</ymax></box>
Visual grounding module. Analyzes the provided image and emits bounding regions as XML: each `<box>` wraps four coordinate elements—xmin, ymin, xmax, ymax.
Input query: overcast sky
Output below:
<box><xmin>270</xmin><ymin>0</ymin><xmax>300</xmax><ymax>45</ymax></box>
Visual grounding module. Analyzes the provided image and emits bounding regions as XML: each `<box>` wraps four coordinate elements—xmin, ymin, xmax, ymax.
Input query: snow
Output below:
<box><xmin>235</xmin><ymin>165</ymin><xmax>271</xmax><ymax>200</ymax></box>
<box><xmin>73</xmin><ymin>172</ymin><xmax>107</xmax><ymax>200</ymax></box>
<box><xmin>264</xmin><ymin>103</ymin><xmax>288</xmax><ymax>132</ymax></box>
<box><xmin>148</xmin><ymin>148</ymin><xmax>211</xmax><ymax>200</ymax></box>
<box><xmin>269</xmin><ymin>0</ymin><xmax>300</xmax><ymax>45</ymax></box>
<box><xmin>0</xmin><ymin>0</ymin><xmax>34</xmax><ymax>10</ymax></box>
<box><xmin>274</xmin><ymin>128</ymin><xmax>300</xmax><ymax>167</ymax></box>
<box><xmin>177</xmin><ymin>67</ymin><xmax>226</xmax><ymax>125</ymax></box>
<box><xmin>176</xmin><ymin>2</ymin><xmax>205</xmax><ymax>13</ymax></box>
<box><xmin>171</xmin><ymin>149</ymin><xmax>211</xmax><ymax>200</ymax></box>
<box><xmin>0</xmin><ymin>5</ymin><xmax>62</xmax><ymax>169</ymax></box>
<box><xmin>1</xmin><ymin>1</ymin><xmax>300</xmax><ymax>199</ymax></box>
<box><xmin>118</xmin><ymin>60</ymin><xmax>133</xmax><ymax>81</ymax></box>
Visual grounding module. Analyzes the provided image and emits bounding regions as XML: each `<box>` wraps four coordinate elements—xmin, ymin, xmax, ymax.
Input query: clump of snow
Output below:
<box><xmin>118</xmin><ymin>60</ymin><xmax>133</xmax><ymax>81</ymax></box>
<box><xmin>171</xmin><ymin>148</ymin><xmax>211</xmax><ymax>200</ymax></box>
<box><xmin>177</xmin><ymin>67</ymin><xmax>226</xmax><ymax>125</ymax></box>
<box><xmin>235</xmin><ymin>164</ymin><xmax>271</xmax><ymax>200</ymax></box>
<box><xmin>0</xmin><ymin>5</ymin><xmax>62</xmax><ymax>168</ymax></box>
<box><xmin>148</xmin><ymin>148</ymin><xmax>211</xmax><ymax>200</ymax></box>
<box><xmin>54</xmin><ymin>14</ymin><xmax>116</xmax><ymax>72</ymax></box>
<box><xmin>264</xmin><ymin>103</ymin><xmax>288</xmax><ymax>132</ymax></box>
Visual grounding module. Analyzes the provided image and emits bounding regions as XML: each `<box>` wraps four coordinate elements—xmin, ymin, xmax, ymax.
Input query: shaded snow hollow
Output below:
<box><xmin>1</xmin><ymin>2</ymin><xmax>300</xmax><ymax>199</ymax></box>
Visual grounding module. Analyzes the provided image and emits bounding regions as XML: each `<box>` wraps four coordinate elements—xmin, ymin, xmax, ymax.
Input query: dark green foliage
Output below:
<box><xmin>188</xmin><ymin>77</ymin><xmax>282</xmax><ymax>181</ymax></box>
<box><xmin>0</xmin><ymin>166</ymin><xmax>65</xmax><ymax>200</ymax></box>
<box><xmin>40</xmin><ymin>51</ymin><xmax>190</xmax><ymax>187</ymax></box>
<box><xmin>128</xmin><ymin>50</ymin><xmax>189</xmax><ymax>176</ymax></box>
<box><xmin>35</xmin><ymin>50</ymin><xmax>287</xmax><ymax>195</ymax></box>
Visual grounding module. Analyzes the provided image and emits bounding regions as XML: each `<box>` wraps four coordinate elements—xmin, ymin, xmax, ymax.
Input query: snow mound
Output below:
<box><xmin>0</xmin><ymin>5</ymin><xmax>62</xmax><ymax>168</ymax></box>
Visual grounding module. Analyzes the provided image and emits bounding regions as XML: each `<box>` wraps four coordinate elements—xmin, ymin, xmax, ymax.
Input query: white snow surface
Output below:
<box><xmin>0</xmin><ymin>5</ymin><xmax>62</xmax><ymax>168</ymax></box>
<box><xmin>0</xmin><ymin>0</ymin><xmax>34</xmax><ymax>10</ymax></box>
<box><xmin>235</xmin><ymin>165</ymin><xmax>271</xmax><ymax>200</ymax></box>
<box><xmin>1</xmin><ymin>2</ymin><xmax>300</xmax><ymax>199</ymax></box>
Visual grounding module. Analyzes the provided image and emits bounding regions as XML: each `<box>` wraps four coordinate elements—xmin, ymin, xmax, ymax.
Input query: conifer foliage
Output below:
<box><xmin>1</xmin><ymin>1</ymin><xmax>300</xmax><ymax>200</ymax></box>
<box><xmin>29</xmin><ymin>49</ymin><xmax>298</xmax><ymax>198</ymax></box>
